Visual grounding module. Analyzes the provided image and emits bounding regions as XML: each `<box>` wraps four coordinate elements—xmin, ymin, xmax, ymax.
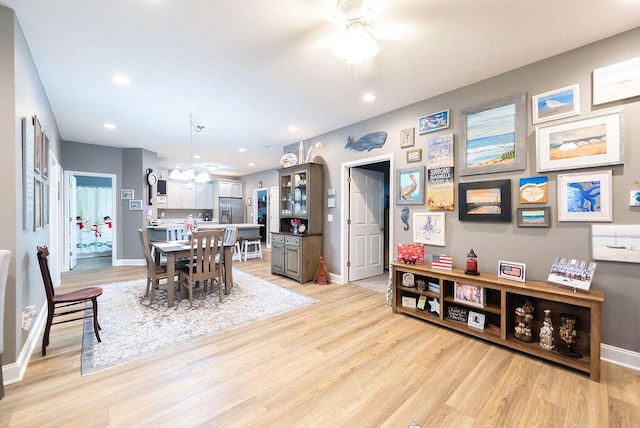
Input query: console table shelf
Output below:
<box><xmin>392</xmin><ymin>262</ymin><xmax>604</xmax><ymax>381</ymax></box>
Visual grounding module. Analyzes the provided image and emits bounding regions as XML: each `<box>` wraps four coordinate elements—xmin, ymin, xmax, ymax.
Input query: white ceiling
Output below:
<box><xmin>4</xmin><ymin>0</ymin><xmax>640</xmax><ymax>177</ymax></box>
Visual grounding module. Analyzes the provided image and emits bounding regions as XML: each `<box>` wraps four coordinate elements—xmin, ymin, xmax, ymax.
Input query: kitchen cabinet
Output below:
<box><xmin>216</xmin><ymin>180</ymin><xmax>244</xmax><ymax>198</ymax></box>
<box><xmin>195</xmin><ymin>183</ymin><xmax>213</xmax><ymax>209</ymax></box>
<box><xmin>166</xmin><ymin>182</ymin><xmax>213</xmax><ymax>209</ymax></box>
<box><xmin>271</xmin><ymin>234</ymin><xmax>322</xmax><ymax>283</ymax></box>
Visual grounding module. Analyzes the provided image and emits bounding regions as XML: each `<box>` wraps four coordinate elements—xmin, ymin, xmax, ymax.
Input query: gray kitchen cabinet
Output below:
<box><xmin>271</xmin><ymin>233</ymin><xmax>322</xmax><ymax>283</ymax></box>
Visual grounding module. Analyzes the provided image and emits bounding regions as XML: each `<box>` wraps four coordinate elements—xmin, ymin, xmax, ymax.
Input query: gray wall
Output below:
<box><xmin>279</xmin><ymin>27</ymin><xmax>640</xmax><ymax>353</ymax></box>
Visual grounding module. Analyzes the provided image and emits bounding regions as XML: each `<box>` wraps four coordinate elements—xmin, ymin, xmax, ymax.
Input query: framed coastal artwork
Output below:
<box><xmin>517</xmin><ymin>207</ymin><xmax>551</xmax><ymax>228</ymax></box>
<box><xmin>591</xmin><ymin>224</ymin><xmax>640</xmax><ymax>264</ymax></box>
<box><xmin>557</xmin><ymin>170</ymin><xmax>612</xmax><ymax>222</ymax></box>
<box><xmin>426</xmin><ymin>133</ymin><xmax>455</xmax><ymax>211</ymax></box>
<box><xmin>396</xmin><ymin>166</ymin><xmax>425</xmax><ymax>205</ymax></box>
<box><xmin>532</xmin><ymin>84</ymin><xmax>580</xmax><ymax>124</ymax></box>
<box><xmin>459</xmin><ymin>93</ymin><xmax>527</xmax><ymax>176</ymax></box>
<box><xmin>418</xmin><ymin>109</ymin><xmax>449</xmax><ymax>134</ymax></box>
<box><xmin>458</xmin><ymin>179</ymin><xmax>512</xmax><ymax>222</ymax></box>
<box><xmin>593</xmin><ymin>56</ymin><xmax>640</xmax><ymax>105</ymax></box>
<box><xmin>413</xmin><ymin>212</ymin><xmax>446</xmax><ymax>246</ymax></box>
<box><xmin>536</xmin><ymin>111</ymin><xmax>622</xmax><ymax>172</ymax></box>
<box><xmin>400</xmin><ymin>128</ymin><xmax>415</xmax><ymax>148</ymax></box>
<box><xmin>519</xmin><ymin>176</ymin><xmax>548</xmax><ymax>204</ymax></box>
<box><xmin>406</xmin><ymin>148</ymin><xmax>422</xmax><ymax>163</ymax></box>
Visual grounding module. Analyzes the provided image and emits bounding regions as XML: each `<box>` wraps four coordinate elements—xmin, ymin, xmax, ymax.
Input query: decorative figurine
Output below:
<box><xmin>314</xmin><ymin>256</ymin><xmax>330</xmax><ymax>285</ymax></box>
<box><xmin>558</xmin><ymin>313</ymin><xmax>582</xmax><ymax>358</ymax></box>
<box><xmin>415</xmin><ymin>278</ymin><xmax>427</xmax><ymax>292</ymax></box>
<box><xmin>291</xmin><ymin>218</ymin><xmax>301</xmax><ymax>234</ymax></box>
<box><xmin>514</xmin><ymin>300</ymin><xmax>534</xmax><ymax>342</ymax></box>
<box><xmin>539</xmin><ymin>309</ymin><xmax>555</xmax><ymax>351</ymax></box>
<box><xmin>465</xmin><ymin>249</ymin><xmax>479</xmax><ymax>275</ymax></box>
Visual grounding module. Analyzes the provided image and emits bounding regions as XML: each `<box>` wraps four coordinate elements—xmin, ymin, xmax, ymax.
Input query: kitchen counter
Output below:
<box><xmin>147</xmin><ymin>222</ymin><xmax>263</xmax><ymax>241</ymax></box>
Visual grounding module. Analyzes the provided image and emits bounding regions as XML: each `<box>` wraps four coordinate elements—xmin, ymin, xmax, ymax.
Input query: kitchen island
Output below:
<box><xmin>147</xmin><ymin>222</ymin><xmax>263</xmax><ymax>241</ymax></box>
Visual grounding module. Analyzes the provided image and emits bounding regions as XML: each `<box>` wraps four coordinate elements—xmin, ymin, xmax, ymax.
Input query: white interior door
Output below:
<box><xmin>349</xmin><ymin>168</ymin><xmax>384</xmax><ymax>281</ymax></box>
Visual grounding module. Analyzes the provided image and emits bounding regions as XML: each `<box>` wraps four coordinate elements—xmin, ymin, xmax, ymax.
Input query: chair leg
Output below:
<box><xmin>42</xmin><ymin>311</ymin><xmax>54</xmax><ymax>356</ymax></box>
<box><xmin>91</xmin><ymin>297</ymin><xmax>101</xmax><ymax>342</ymax></box>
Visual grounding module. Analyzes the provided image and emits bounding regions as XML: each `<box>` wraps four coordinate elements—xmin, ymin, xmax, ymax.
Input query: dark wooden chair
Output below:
<box><xmin>36</xmin><ymin>246</ymin><xmax>103</xmax><ymax>356</ymax></box>
<box><xmin>178</xmin><ymin>229</ymin><xmax>224</xmax><ymax>306</ymax></box>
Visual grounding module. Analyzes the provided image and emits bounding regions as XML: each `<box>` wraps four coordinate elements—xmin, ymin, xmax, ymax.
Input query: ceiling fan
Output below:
<box><xmin>329</xmin><ymin>0</ymin><xmax>385</xmax><ymax>65</ymax></box>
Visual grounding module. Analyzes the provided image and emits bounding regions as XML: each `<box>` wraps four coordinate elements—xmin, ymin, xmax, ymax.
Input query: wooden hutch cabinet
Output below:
<box><xmin>271</xmin><ymin>163</ymin><xmax>323</xmax><ymax>283</ymax></box>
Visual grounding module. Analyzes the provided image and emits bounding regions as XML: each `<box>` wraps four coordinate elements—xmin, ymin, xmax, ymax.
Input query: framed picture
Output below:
<box><xmin>519</xmin><ymin>176</ymin><xmax>548</xmax><ymax>204</ymax></box>
<box><xmin>43</xmin><ymin>183</ymin><xmax>49</xmax><ymax>226</ymax></box>
<box><xmin>458</xmin><ymin>179</ymin><xmax>512</xmax><ymax>222</ymax></box>
<box><xmin>536</xmin><ymin>111</ymin><xmax>623</xmax><ymax>172</ymax></box>
<box><xmin>548</xmin><ymin>256</ymin><xmax>597</xmax><ymax>291</ymax></box>
<box><xmin>454</xmin><ymin>282</ymin><xmax>486</xmax><ymax>308</ymax></box>
<box><xmin>459</xmin><ymin>93</ymin><xmax>526</xmax><ymax>176</ymax></box>
<box><xmin>497</xmin><ymin>260</ymin><xmax>526</xmax><ymax>282</ymax></box>
<box><xmin>42</xmin><ymin>132</ymin><xmax>50</xmax><ymax>179</ymax></box>
<box><xmin>532</xmin><ymin>84</ymin><xmax>580</xmax><ymax>124</ymax></box>
<box><xmin>592</xmin><ymin>224</ymin><xmax>640</xmax><ymax>264</ymax></box>
<box><xmin>413</xmin><ymin>212</ymin><xmax>445</xmax><ymax>246</ymax></box>
<box><xmin>406</xmin><ymin>148</ymin><xmax>422</xmax><ymax>163</ymax></box>
<box><xmin>418</xmin><ymin>109</ymin><xmax>449</xmax><ymax>134</ymax></box>
<box><xmin>121</xmin><ymin>189</ymin><xmax>134</xmax><ymax>199</ymax></box>
<box><xmin>426</xmin><ymin>133</ymin><xmax>455</xmax><ymax>211</ymax></box>
<box><xmin>467</xmin><ymin>311</ymin><xmax>486</xmax><ymax>330</ymax></box>
<box><xmin>447</xmin><ymin>305</ymin><xmax>468</xmax><ymax>322</ymax></box>
<box><xmin>401</xmin><ymin>296</ymin><xmax>417</xmax><ymax>309</ymax></box>
<box><xmin>400</xmin><ymin>128</ymin><xmax>415</xmax><ymax>148</ymax></box>
<box><xmin>396</xmin><ymin>166</ymin><xmax>425</xmax><ymax>205</ymax></box>
<box><xmin>517</xmin><ymin>207</ymin><xmax>551</xmax><ymax>228</ymax></box>
<box><xmin>558</xmin><ymin>170</ymin><xmax>612</xmax><ymax>222</ymax></box>
<box><xmin>129</xmin><ymin>199</ymin><xmax>143</xmax><ymax>210</ymax></box>
<box><xmin>34</xmin><ymin>116</ymin><xmax>42</xmax><ymax>174</ymax></box>
<box><xmin>593</xmin><ymin>56</ymin><xmax>640</xmax><ymax>105</ymax></box>
<box><xmin>33</xmin><ymin>177</ymin><xmax>41</xmax><ymax>231</ymax></box>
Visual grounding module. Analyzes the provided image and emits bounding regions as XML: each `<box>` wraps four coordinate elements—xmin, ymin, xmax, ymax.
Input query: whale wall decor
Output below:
<box><xmin>345</xmin><ymin>132</ymin><xmax>387</xmax><ymax>152</ymax></box>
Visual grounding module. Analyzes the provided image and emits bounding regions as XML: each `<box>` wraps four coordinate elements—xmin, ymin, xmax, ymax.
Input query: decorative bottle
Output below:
<box><xmin>539</xmin><ymin>309</ymin><xmax>555</xmax><ymax>351</ymax></box>
<box><xmin>298</xmin><ymin>141</ymin><xmax>305</xmax><ymax>164</ymax></box>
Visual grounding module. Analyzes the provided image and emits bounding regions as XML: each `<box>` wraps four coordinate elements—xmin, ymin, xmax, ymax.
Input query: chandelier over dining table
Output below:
<box><xmin>168</xmin><ymin>114</ymin><xmax>211</xmax><ymax>184</ymax></box>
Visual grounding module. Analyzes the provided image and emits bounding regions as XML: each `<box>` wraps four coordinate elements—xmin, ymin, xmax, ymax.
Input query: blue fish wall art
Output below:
<box><xmin>345</xmin><ymin>131</ymin><xmax>387</xmax><ymax>152</ymax></box>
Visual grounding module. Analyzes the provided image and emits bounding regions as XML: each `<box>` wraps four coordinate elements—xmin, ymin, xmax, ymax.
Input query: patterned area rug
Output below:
<box><xmin>81</xmin><ymin>269</ymin><xmax>316</xmax><ymax>375</ymax></box>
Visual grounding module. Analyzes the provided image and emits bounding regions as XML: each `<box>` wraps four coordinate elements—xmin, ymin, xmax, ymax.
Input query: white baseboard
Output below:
<box><xmin>329</xmin><ymin>272</ymin><xmax>344</xmax><ymax>284</ymax></box>
<box><xmin>115</xmin><ymin>258</ymin><xmax>145</xmax><ymax>266</ymax></box>
<box><xmin>2</xmin><ymin>301</ymin><xmax>47</xmax><ymax>385</ymax></box>
<box><xmin>602</xmin><ymin>343</ymin><xmax>640</xmax><ymax>372</ymax></box>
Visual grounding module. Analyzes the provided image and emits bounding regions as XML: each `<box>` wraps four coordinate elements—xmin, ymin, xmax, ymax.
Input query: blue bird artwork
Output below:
<box><xmin>400</xmin><ymin>207</ymin><xmax>410</xmax><ymax>231</ymax></box>
<box><xmin>567</xmin><ymin>181</ymin><xmax>601</xmax><ymax>212</ymax></box>
<box><xmin>345</xmin><ymin>132</ymin><xmax>387</xmax><ymax>152</ymax></box>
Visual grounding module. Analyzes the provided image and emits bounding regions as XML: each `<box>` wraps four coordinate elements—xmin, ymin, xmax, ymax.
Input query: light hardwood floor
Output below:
<box><xmin>1</xmin><ymin>251</ymin><xmax>639</xmax><ymax>427</ymax></box>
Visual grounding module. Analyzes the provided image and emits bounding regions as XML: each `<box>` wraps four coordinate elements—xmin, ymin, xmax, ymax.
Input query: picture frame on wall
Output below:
<box><xmin>129</xmin><ymin>199</ymin><xmax>143</xmax><ymax>210</ymax></box>
<box><xmin>121</xmin><ymin>189</ymin><xmax>134</xmax><ymax>199</ymax></box>
<box><xmin>557</xmin><ymin>170</ymin><xmax>612</xmax><ymax>222</ymax></box>
<box><xmin>406</xmin><ymin>148</ymin><xmax>422</xmax><ymax>163</ymax></box>
<box><xmin>396</xmin><ymin>166</ymin><xmax>425</xmax><ymax>205</ymax></box>
<box><xmin>536</xmin><ymin>111</ymin><xmax>622</xmax><ymax>172</ymax></box>
<box><xmin>400</xmin><ymin>128</ymin><xmax>415</xmax><ymax>148</ymax></box>
<box><xmin>34</xmin><ymin>116</ymin><xmax>42</xmax><ymax>175</ymax></box>
<box><xmin>459</xmin><ymin>93</ymin><xmax>527</xmax><ymax>176</ymax></box>
<box><xmin>34</xmin><ymin>177</ymin><xmax>41</xmax><ymax>231</ymax></box>
<box><xmin>412</xmin><ymin>212</ymin><xmax>446</xmax><ymax>246</ymax></box>
<box><xmin>532</xmin><ymin>84</ymin><xmax>580</xmax><ymax>124</ymax></box>
<box><xmin>517</xmin><ymin>207</ymin><xmax>551</xmax><ymax>227</ymax></box>
<box><xmin>591</xmin><ymin>224</ymin><xmax>640</xmax><ymax>264</ymax></box>
<box><xmin>458</xmin><ymin>179</ymin><xmax>512</xmax><ymax>222</ymax></box>
<box><xmin>593</xmin><ymin>56</ymin><xmax>640</xmax><ymax>105</ymax></box>
<box><xmin>519</xmin><ymin>176</ymin><xmax>548</xmax><ymax>204</ymax></box>
<box><xmin>42</xmin><ymin>132</ymin><xmax>50</xmax><ymax>179</ymax></box>
<box><xmin>418</xmin><ymin>109</ymin><xmax>449</xmax><ymax>134</ymax></box>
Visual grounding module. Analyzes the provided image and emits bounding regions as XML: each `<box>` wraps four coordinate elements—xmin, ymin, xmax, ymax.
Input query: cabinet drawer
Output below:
<box><xmin>285</xmin><ymin>236</ymin><xmax>301</xmax><ymax>246</ymax></box>
<box><xmin>272</xmin><ymin>234</ymin><xmax>285</xmax><ymax>244</ymax></box>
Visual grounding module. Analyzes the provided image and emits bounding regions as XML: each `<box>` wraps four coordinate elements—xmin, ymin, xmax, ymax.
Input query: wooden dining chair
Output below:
<box><xmin>138</xmin><ymin>229</ymin><xmax>171</xmax><ymax>303</ymax></box>
<box><xmin>36</xmin><ymin>246</ymin><xmax>103</xmax><ymax>356</ymax></box>
<box><xmin>166</xmin><ymin>224</ymin><xmax>185</xmax><ymax>241</ymax></box>
<box><xmin>178</xmin><ymin>229</ymin><xmax>224</xmax><ymax>306</ymax></box>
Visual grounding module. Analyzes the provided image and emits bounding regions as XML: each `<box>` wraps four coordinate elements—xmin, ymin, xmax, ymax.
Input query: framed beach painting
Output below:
<box><xmin>557</xmin><ymin>170</ymin><xmax>612</xmax><ymax>222</ymax></box>
<box><xmin>532</xmin><ymin>84</ymin><xmax>580</xmax><ymax>124</ymax></box>
<box><xmin>458</xmin><ymin>179</ymin><xmax>512</xmax><ymax>222</ymax></box>
<box><xmin>593</xmin><ymin>56</ymin><xmax>640</xmax><ymax>105</ymax></box>
<box><xmin>418</xmin><ymin>109</ymin><xmax>449</xmax><ymax>134</ymax></box>
<box><xmin>400</xmin><ymin>128</ymin><xmax>415</xmax><ymax>148</ymax></box>
<box><xmin>396</xmin><ymin>166</ymin><xmax>425</xmax><ymax>205</ymax></box>
<box><xmin>413</xmin><ymin>212</ymin><xmax>445</xmax><ymax>246</ymax></box>
<box><xmin>536</xmin><ymin>111</ymin><xmax>622</xmax><ymax>172</ymax></box>
<box><xmin>519</xmin><ymin>176</ymin><xmax>548</xmax><ymax>204</ymax></box>
<box><xmin>459</xmin><ymin>93</ymin><xmax>527</xmax><ymax>176</ymax></box>
<box><xmin>591</xmin><ymin>224</ymin><xmax>640</xmax><ymax>264</ymax></box>
<box><xmin>517</xmin><ymin>207</ymin><xmax>550</xmax><ymax>227</ymax></box>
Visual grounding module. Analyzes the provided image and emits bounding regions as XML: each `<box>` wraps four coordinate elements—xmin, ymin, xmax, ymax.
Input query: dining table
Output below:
<box><xmin>151</xmin><ymin>240</ymin><xmax>235</xmax><ymax>307</ymax></box>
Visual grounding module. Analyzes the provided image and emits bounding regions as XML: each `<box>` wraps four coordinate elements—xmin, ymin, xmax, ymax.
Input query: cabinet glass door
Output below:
<box><xmin>280</xmin><ymin>172</ymin><xmax>292</xmax><ymax>215</ymax></box>
<box><xmin>293</xmin><ymin>170</ymin><xmax>308</xmax><ymax>215</ymax></box>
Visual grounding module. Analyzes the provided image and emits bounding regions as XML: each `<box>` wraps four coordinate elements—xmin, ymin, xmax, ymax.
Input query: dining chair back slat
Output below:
<box><xmin>178</xmin><ymin>229</ymin><xmax>224</xmax><ymax>306</ymax></box>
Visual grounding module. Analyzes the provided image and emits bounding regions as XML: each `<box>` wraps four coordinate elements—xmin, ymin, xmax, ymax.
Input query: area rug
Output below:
<box><xmin>81</xmin><ymin>269</ymin><xmax>316</xmax><ymax>375</ymax></box>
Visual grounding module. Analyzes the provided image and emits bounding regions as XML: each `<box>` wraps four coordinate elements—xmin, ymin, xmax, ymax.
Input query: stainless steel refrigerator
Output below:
<box><xmin>218</xmin><ymin>197</ymin><xmax>244</xmax><ymax>224</ymax></box>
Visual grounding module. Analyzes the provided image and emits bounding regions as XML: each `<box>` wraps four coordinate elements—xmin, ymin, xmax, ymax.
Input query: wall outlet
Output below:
<box><xmin>327</xmin><ymin>214</ymin><xmax>333</xmax><ymax>222</ymax></box>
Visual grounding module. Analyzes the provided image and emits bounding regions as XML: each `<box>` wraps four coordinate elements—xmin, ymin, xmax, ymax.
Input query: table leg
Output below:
<box><xmin>224</xmin><ymin>246</ymin><xmax>233</xmax><ymax>294</ymax></box>
<box><xmin>167</xmin><ymin>253</ymin><xmax>176</xmax><ymax>307</ymax></box>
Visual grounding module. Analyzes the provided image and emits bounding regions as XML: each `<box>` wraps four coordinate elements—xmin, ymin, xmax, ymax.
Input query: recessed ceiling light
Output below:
<box><xmin>248</xmin><ymin>162</ymin><xmax>255</xmax><ymax>166</ymax></box>
<box><xmin>239</xmin><ymin>148</ymin><xmax>246</xmax><ymax>152</ymax></box>
<box><xmin>289</xmin><ymin>125</ymin><xmax>298</xmax><ymax>132</ymax></box>
<box><xmin>363</xmin><ymin>93</ymin><xmax>375</xmax><ymax>102</ymax></box>
<box><xmin>104</xmin><ymin>123</ymin><xmax>116</xmax><ymax>129</ymax></box>
<box><xmin>112</xmin><ymin>74</ymin><xmax>130</xmax><ymax>85</ymax></box>
<box><xmin>193</xmin><ymin>154</ymin><xmax>201</xmax><ymax>159</ymax></box>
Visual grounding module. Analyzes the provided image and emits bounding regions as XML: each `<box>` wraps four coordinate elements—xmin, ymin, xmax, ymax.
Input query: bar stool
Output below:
<box><xmin>241</xmin><ymin>236</ymin><xmax>263</xmax><ymax>261</ymax></box>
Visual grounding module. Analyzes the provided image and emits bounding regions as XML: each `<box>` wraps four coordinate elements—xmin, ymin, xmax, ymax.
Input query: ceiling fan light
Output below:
<box><xmin>332</xmin><ymin>22</ymin><xmax>380</xmax><ymax>65</ymax></box>
<box><xmin>183</xmin><ymin>168</ymin><xmax>196</xmax><ymax>182</ymax></box>
<box><xmin>194</xmin><ymin>171</ymin><xmax>212</xmax><ymax>183</ymax></box>
<box><xmin>169</xmin><ymin>168</ymin><xmax>185</xmax><ymax>181</ymax></box>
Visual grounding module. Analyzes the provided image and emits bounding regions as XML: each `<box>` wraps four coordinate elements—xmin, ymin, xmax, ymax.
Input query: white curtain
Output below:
<box><xmin>76</xmin><ymin>186</ymin><xmax>113</xmax><ymax>255</ymax></box>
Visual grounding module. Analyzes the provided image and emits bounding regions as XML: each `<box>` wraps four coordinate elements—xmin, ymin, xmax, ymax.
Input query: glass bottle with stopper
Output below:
<box><xmin>465</xmin><ymin>249</ymin><xmax>479</xmax><ymax>275</ymax></box>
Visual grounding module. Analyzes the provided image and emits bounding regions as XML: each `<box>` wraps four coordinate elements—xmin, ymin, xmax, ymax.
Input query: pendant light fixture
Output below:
<box><xmin>169</xmin><ymin>114</ymin><xmax>211</xmax><ymax>184</ymax></box>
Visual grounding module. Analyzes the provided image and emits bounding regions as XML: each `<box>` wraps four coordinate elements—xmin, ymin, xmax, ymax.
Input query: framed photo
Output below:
<box><xmin>43</xmin><ymin>183</ymin><xmax>49</xmax><ymax>226</ymax></box>
<box><xmin>532</xmin><ymin>84</ymin><xmax>580</xmax><ymax>124</ymax></box>
<box><xmin>592</xmin><ymin>224</ymin><xmax>640</xmax><ymax>264</ymax></box>
<box><xmin>517</xmin><ymin>207</ymin><xmax>551</xmax><ymax>228</ymax></box>
<box><xmin>631</xmin><ymin>190</ymin><xmax>640</xmax><ymax>207</ymax></box>
<box><xmin>459</xmin><ymin>93</ymin><xmax>527</xmax><ymax>176</ymax></box>
<box><xmin>413</xmin><ymin>212</ymin><xmax>445</xmax><ymax>246</ymax></box>
<box><xmin>593</xmin><ymin>56</ymin><xmax>640</xmax><ymax>105</ymax></box>
<box><xmin>519</xmin><ymin>176</ymin><xmax>548</xmax><ymax>204</ymax></box>
<box><xmin>558</xmin><ymin>170</ymin><xmax>612</xmax><ymax>222</ymax></box>
<box><xmin>447</xmin><ymin>305</ymin><xmax>468</xmax><ymax>322</ymax></box>
<box><xmin>458</xmin><ymin>179</ymin><xmax>512</xmax><ymax>222</ymax></box>
<box><xmin>467</xmin><ymin>311</ymin><xmax>486</xmax><ymax>330</ymax></box>
<box><xmin>121</xmin><ymin>189</ymin><xmax>134</xmax><ymax>199</ymax></box>
<box><xmin>33</xmin><ymin>177</ymin><xmax>41</xmax><ymax>231</ymax></box>
<box><xmin>418</xmin><ymin>109</ymin><xmax>449</xmax><ymax>134</ymax></box>
<box><xmin>406</xmin><ymin>148</ymin><xmax>422</xmax><ymax>163</ymax></box>
<box><xmin>536</xmin><ymin>111</ymin><xmax>623</xmax><ymax>172</ymax></box>
<box><xmin>497</xmin><ymin>260</ymin><xmax>526</xmax><ymax>282</ymax></box>
<box><xmin>400</xmin><ymin>128</ymin><xmax>415</xmax><ymax>148</ymax></box>
<box><xmin>396</xmin><ymin>166</ymin><xmax>425</xmax><ymax>205</ymax></box>
<box><xmin>42</xmin><ymin>132</ymin><xmax>49</xmax><ymax>179</ymax></box>
<box><xmin>548</xmin><ymin>256</ymin><xmax>597</xmax><ymax>291</ymax></box>
<box><xmin>401</xmin><ymin>296</ymin><xmax>417</xmax><ymax>309</ymax></box>
<box><xmin>34</xmin><ymin>116</ymin><xmax>42</xmax><ymax>174</ymax></box>
<box><xmin>454</xmin><ymin>282</ymin><xmax>486</xmax><ymax>308</ymax></box>
<box><xmin>129</xmin><ymin>199</ymin><xmax>143</xmax><ymax>210</ymax></box>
